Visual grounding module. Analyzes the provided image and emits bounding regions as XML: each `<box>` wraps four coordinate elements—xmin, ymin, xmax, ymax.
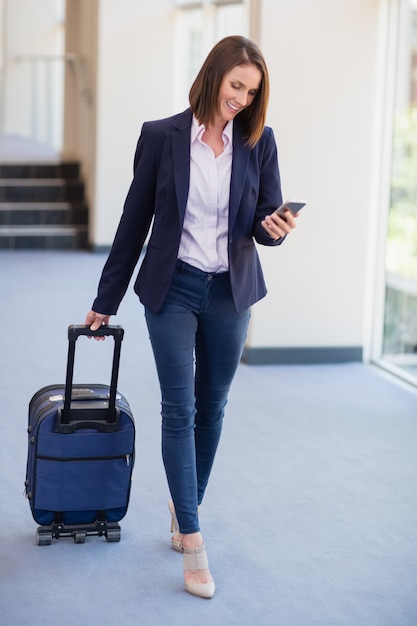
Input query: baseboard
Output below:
<box><xmin>241</xmin><ymin>346</ymin><xmax>363</xmax><ymax>365</ymax></box>
<box><xmin>90</xmin><ymin>244</ymin><xmax>112</xmax><ymax>253</ymax></box>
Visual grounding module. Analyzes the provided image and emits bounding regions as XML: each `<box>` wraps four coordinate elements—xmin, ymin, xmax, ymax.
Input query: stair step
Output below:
<box><xmin>0</xmin><ymin>225</ymin><xmax>83</xmax><ymax>235</ymax></box>
<box><xmin>0</xmin><ymin>202</ymin><xmax>88</xmax><ymax>226</ymax></box>
<box><xmin>0</xmin><ymin>158</ymin><xmax>89</xmax><ymax>250</ymax></box>
<box><xmin>0</xmin><ymin>161</ymin><xmax>80</xmax><ymax>179</ymax></box>
<box><xmin>0</xmin><ymin>179</ymin><xmax>85</xmax><ymax>202</ymax></box>
<box><xmin>0</xmin><ymin>225</ymin><xmax>89</xmax><ymax>250</ymax></box>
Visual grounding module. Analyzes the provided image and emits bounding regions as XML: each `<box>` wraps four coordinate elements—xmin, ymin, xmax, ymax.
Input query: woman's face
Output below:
<box><xmin>215</xmin><ymin>63</ymin><xmax>262</xmax><ymax>126</ymax></box>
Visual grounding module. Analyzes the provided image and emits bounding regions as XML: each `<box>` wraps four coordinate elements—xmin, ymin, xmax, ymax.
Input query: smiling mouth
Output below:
<box><xmin>226</xmin><ymin>101</ymin><xmax>240</xmax><ymax>112</ymax></box>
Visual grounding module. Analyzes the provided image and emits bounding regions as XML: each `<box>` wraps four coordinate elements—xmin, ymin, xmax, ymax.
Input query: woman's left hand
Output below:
<box><xmin>261</xmin><ymin>209</ymin><xmax>298</xmax><ymax>241</ymax></box>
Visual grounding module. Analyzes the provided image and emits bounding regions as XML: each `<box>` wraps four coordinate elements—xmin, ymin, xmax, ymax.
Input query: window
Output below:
<box><xmin>173</xmin><ymin>0</ymin><xmax>248</xmax><ymax>110</ymax></box>
<box><xmin>380</xmin><ymin>0</ymin><xmax>417</xmax><ymax>382</ymax></box>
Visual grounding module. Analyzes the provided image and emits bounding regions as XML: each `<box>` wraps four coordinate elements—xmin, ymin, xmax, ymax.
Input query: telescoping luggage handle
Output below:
<box><xmin>58</xmin><ymin>325</ymin><xmax>124</xmax><ymax>433</ymax></box>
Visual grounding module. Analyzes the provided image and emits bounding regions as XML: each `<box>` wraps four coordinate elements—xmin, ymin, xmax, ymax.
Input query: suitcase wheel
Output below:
<box><xmin>106</xmin><ymin>527</ymin><xmax>121</xmax><ymax>542</ymax></box>
<box><xmin>36</xmin><ymin>529</ymin><xmax>52</xmax><ymax>546</ymax></box>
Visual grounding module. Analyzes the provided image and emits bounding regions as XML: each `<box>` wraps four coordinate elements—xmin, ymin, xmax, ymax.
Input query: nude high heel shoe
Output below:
<box><xmin>183</xmin><ymin>542</ymin><xmax>215</xmax><ymax>599</ymax></box>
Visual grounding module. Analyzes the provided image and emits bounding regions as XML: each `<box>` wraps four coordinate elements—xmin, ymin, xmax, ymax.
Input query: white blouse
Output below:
<box><xmin>177</xmin><ymin>115</ymin><xmax>233</xmax><ymax>273</ymax></box>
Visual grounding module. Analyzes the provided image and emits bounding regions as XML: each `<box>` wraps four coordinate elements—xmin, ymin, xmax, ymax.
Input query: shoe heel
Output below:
<box><xmin>168</xmin><ymin>500</ymin><xmax>184</xmax><ymax>553</ymax></box>
<box><xmin>168</xmin><ymin>500</ymin><xmax>179</xmax><ymax>533</ymax></box>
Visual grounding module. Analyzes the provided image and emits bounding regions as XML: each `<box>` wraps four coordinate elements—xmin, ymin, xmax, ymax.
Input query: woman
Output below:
<box><xmin>85</xmin><ymin>35</ymin><xmax>298</xmax><ymax>599</ymax></box>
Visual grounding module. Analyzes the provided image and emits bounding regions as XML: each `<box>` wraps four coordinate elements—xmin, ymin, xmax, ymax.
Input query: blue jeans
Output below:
<box><xmin>145</xmin><ymin>260</ymin><xmax>250</xmax><ymax>534</ymax></box>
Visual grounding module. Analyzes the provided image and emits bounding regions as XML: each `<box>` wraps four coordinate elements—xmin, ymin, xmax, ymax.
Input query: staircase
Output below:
<box><xmin>0</xmin><ymin>161</ymin><xmax>89</xmax><ymax>250</ymax></box>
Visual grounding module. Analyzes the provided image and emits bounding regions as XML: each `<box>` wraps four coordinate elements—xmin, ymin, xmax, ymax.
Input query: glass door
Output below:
<box><xmin>381</xmin><ymin>0</ymin><xmax>417</xmax><ymax>382</ymax></box>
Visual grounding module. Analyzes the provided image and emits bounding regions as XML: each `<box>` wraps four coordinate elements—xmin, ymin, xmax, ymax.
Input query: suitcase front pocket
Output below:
<box><xmin>34</xmin><ymin>454</ymin><xmax>133</xmax><ymax>511</ymax></box>
<box><xmin>33</xmin><ymin>426</ymin><xmax>134</xmax><ymax>512</ymax></box>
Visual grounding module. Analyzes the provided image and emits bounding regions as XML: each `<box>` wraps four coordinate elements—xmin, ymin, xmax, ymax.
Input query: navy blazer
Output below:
<box><xmin>92</xmin><ymin>108</ymin><xmax>283</xmax><ymax>315</ymax></box>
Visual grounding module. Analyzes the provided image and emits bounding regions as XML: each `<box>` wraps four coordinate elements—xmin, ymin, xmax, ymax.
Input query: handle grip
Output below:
<box><xmin>68</xmin><ymin>324</ymin><xmax>124</xmax><ymax>341</ymax></box>
<box><xmin>61</xmin><ymin>324</ymin><xmax>124</xmax><ymax>428</ymax></box>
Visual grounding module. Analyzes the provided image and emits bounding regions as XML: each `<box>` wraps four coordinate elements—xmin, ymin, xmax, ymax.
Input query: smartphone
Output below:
<box><xmin>274</xmin><ymin>200</ymin><xmax>306</xmax><ymax>216</ymax></box>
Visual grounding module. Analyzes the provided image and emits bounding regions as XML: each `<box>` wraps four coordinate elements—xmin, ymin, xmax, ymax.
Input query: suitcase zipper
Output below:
<box><xmin>37</xmin><ymin>453</ymin><xmax>132</xmax><ymax>465</ymax></box>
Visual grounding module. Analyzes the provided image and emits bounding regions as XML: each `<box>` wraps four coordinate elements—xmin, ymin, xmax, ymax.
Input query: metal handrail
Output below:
<box><xmin>14</xmin><ymin>52</ymin><xmax>92</xmax><ymax>105</ymax></box>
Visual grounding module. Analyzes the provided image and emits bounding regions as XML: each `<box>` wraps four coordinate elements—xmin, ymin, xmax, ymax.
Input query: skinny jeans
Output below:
<box><xmin>145</xmin><ymin>260</ymin><xmax>250</xmax><ymax>534</ymax></box>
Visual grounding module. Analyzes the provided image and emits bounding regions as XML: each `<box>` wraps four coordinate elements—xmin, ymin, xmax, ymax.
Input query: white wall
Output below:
<box><xmin>88</xmin><ymin>0</ymin><xmax>387</xmax><ymax>360</ymax></box>
<box><xmin>93</xmin><ymin>0</ymin><xmax>176</xmax><ymax>246</ymax></box>
<box><xmin>0</xmin><ymin>0</ymin><xmax>390</xmax><ymax>360</ymax></box>
<box><xmin>247</xmin><ymin>0</ymin><xmax>383</xmax><ymax>353</ymax></box>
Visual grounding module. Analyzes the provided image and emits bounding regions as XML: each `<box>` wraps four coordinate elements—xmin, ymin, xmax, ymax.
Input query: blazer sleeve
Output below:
<box><xmin>91</xmin><ymin>124</ymin><xmax>157</xmax><ymax>315</ymax></box>
<box><xmin>251</xmin><ymin>126</ymin><xmax>285</xmax><ymax>247</ymax></box>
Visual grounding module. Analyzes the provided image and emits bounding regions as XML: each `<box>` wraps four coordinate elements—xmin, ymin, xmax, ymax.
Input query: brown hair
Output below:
<box><xmin>189</xmin><ymin>35</ymin><xmax>270</xmax><ymax>147</ymax></box>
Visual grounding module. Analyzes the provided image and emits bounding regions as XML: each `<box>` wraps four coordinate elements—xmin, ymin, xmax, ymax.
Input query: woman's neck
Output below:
<box><xmin>201</xmin><ymin>126</ymin><xmax>225</xmax><ymax>157</ymax></box>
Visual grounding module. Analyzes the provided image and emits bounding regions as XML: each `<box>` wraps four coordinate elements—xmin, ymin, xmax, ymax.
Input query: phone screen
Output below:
<box><xmin>274</xmin><ymin>201</ymin><xmax>306</xmax><ymax>216</ymax></box>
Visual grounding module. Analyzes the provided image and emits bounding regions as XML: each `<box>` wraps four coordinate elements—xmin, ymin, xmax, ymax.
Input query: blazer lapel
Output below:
<box><xmin>172</xmin><ymin>109</ymin><xmax>192</xmax><ymax>222</ymax></box>
<box><xmin>229</xmin><ymin>122</ymin><xmax>250</xmax><ymax>231</ymax></box>
<box><xmin>171</xmin><ymin>110</ymin><xmax>250</xmax><ymax>230</ymax></box>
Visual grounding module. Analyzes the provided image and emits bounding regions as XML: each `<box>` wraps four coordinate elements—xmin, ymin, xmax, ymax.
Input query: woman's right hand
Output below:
<box><xmin>84</xmin><ymin>310</ymin><xmax>111</xmax><ymax>340</ymax></box>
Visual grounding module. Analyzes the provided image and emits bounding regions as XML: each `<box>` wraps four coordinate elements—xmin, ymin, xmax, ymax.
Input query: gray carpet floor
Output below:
<box><xmin>0</xmin><ymin>250</ymin><xmax>416</xmax><ymax>626</ymax></box>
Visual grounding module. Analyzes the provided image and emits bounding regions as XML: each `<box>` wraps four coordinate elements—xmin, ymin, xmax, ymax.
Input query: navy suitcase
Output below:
<box><xmin>25</xmin><ymin>325</ymin><xmax>135</xmax><ymax>546</ymax></box>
